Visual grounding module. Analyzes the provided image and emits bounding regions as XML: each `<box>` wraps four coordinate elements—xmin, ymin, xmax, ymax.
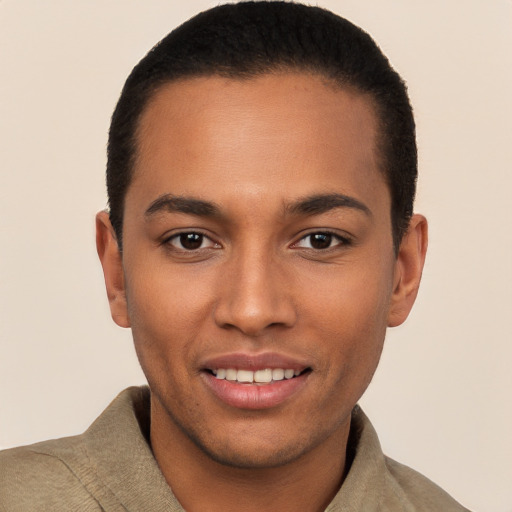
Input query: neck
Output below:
<box><xmin>150</xmin><ymin>397</ymin><xmax>351</xmax><ymax>512</ymax></box>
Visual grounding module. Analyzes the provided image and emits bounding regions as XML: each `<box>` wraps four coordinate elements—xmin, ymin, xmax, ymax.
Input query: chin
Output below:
<box><xmin>191</xmin><ymin>434</ymin><xmax>312</xmax><ymax>470</ymax></box>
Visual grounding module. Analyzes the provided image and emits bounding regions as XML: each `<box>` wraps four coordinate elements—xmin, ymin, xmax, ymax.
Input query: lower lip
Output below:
<box><xmin>202</xmin><ymin>372</ymin><xmax>309</xmax><ymax>410</ymax></box>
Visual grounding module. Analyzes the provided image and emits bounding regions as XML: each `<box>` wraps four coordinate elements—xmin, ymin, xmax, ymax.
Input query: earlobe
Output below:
<box><xmin>95</xmin><ymin>211</ymin><xmax>131</xmax><ymax>328</ymax></box>
<box><xmin>387</xmin><ymin>214</ymin><xmax>428</xmax><ymax>327</ymax></box>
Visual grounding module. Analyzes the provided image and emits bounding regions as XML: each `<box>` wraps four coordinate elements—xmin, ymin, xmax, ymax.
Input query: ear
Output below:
<box><xmin>96</xmin><ymin>211</ymin><xmax>131</xmax><ymax>328</ymax></box>
<box><xmin>387</xmin><ymin>214</ymin><xmax>428</xmax><ymax>327</ymax></box>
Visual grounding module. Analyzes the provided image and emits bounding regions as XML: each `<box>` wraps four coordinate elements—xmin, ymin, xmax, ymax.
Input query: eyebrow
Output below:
<box><xmin>144</xmin><ymin>192</ymin><xmax>371</xmax><ymax>220</ymax></box>
<box><xmin>145</xmin><ymin>194</ymin><xmax>221</xmax><ymax>218</ymax></box>
<box><xmin>286</xmin><ymin>193</ymin><xmax>372</xmax><ymax>217</ymax></box>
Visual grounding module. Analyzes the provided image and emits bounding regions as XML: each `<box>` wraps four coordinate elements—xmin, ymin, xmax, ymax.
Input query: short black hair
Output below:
<box><xmin>107</xmin><ymin>1</ymin><xmax>417</xmax><ymax>252</ymax></box>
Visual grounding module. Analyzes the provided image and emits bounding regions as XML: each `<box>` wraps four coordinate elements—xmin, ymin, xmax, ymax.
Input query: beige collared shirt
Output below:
<box><xmin>0</xmin><ymin>386</ymin><xmax>471</xmax><ymax>511</ymax></box>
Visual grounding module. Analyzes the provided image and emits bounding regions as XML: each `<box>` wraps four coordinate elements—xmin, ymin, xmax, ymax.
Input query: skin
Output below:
<box><xmin>97</xmin><ymin>73</ymin><xmax>427</xmax><ymax>512</ymax></box>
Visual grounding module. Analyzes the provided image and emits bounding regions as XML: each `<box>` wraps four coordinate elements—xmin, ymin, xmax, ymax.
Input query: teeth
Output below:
<box><xmin>213</xmin><ymin>368</ymin><xmax>302</xmax><ymax>383</ymax></box>
<box><xmin>254</xmin><ymin>369</ymin><xmax>272</xmax><ymax>383</ymax></box>
<box><xmin>272</xmin><ymin>368</ymin><xmax>284</xmax><ymax>381</ymax></box>
<box><xmin>225</xmin><ymin>368</ymin><xmax>237</xmax><ymax>381</ymax></box>
<box><xmin>237</xmin><ymin>369</ymin><xmax>254</xmax><ymax>383</ymax></box>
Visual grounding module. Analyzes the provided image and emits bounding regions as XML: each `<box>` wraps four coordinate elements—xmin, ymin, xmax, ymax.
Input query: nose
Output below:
<box><xmin>213</xmin><ymin>248</ymin><xmax>297</xmax><ymax>337</ymax></box>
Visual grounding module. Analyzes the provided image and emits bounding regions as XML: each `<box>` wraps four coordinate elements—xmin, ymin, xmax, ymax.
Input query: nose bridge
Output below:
<box><xmin>214</xmin><ymin>239</ymin><xmax>296</xmax><ymax>335</ymax></box>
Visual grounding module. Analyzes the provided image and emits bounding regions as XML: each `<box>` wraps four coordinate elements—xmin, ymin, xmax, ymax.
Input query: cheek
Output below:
<box><xmin>123</xmin><ymin>264</ymin><xmax>214</xmax><ymax>375</ymax></box>
<box><xmin>126</xmin><ymin>258</ymin><xmax>213</xmax><ymax>326</ymax></box>
<box><xmin>303</xmin><ymin>261</ymin><xmax>394</xmax><ymax>375</ymax></box>
<box><xmin>305</xmin><ymin>256</ymin><xmax>393</xmax><ymax>325</ymax></box>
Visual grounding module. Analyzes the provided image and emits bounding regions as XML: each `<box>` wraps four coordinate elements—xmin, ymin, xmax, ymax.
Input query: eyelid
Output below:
<box><xmin>291</xmin><ymin>229</ymin><xmax>353</xmax><ymax>249</ymax></box>
<box><xmin>162</xmin><ymin>229</ymin><xmax>221</xmax><ymax>250</ymax></box>
<box><xmin>159</xmin><ymin>228</ymin><xmax>352</xmax><ymax>252</ymax></box>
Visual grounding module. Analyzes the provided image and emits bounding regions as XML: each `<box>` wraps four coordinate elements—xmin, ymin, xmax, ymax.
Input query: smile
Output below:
<box><xmin>211</xmin><ymin>368</ymin><xmax>302</xmax><ymax>384</ymax></box>
<box><xmin>200</xmin><ymin>352</ymin><xmax>312</xmax><ymax>409</ymax></box>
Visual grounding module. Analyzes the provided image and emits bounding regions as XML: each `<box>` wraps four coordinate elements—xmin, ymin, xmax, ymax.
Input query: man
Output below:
<box><xmin>0</xmin><ymin>2</ymin><xmax>471</xmax><ymax>511</ymax></box>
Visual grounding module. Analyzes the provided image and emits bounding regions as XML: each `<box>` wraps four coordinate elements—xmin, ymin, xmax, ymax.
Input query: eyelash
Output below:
<box><xmin>292</xmin><ymin>231</ymin><xmax>352</xmax><ymax>251</ymax></box>
<box><xmin>163</xmin><ymin>230</ymin><xmax>351</xmax><ymax>253</ymax></box>
<box><xmin>163</xmin><ymin>231</ymin><xmax>220</xmax><ymax>252</ymax></box>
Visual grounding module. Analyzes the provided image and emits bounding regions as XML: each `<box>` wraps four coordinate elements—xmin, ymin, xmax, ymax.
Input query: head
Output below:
<box><xmin>97</xmin><ymin>2</ymin><xmax>427</xmax><ymax>473</ymax></box>
<box><xmin>106</xmin><ymin>1</ymin><xmax>417</xmax><ymax>253</ymax></box>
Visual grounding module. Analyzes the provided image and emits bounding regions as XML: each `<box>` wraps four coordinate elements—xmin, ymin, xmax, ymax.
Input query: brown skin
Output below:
<box><xmin>97</xmin><ymin>73</ymin><xmax>427</xmax><ymax>512</ymax></box>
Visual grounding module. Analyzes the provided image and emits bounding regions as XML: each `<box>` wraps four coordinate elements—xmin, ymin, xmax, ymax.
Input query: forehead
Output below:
<box><xmin>129</xmin><ymin>72</ymin><xmax>387</xmax><ymax>215</ymax></box>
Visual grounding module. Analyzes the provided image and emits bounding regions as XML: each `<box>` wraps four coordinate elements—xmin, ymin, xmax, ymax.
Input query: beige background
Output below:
<box><xmin>1</xmin><ymin>1</ymin><xmax>511</xmax><ymax>510</ymax></box>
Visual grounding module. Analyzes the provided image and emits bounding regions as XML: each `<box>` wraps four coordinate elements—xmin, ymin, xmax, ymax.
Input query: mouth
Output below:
<box><xmin>206</xmin><ymin>367</ymin><xmax>311</xmax><ymax>384</ymax></box>
<box><xmin>200</xmin><ymin>353</ymin><xmax>312</xmax><ymax>410</ymax></box>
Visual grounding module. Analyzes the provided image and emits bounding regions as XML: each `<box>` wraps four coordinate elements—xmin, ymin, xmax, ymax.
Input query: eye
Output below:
<box><xmin>294</xmin><ymin>232</ymin><xmax>349</xmax><ymax>250</ymax></box>
<box><xmin>166</xmin><ymin>232</ymin><xmax>219</xmax><ymax>251</ymax></box>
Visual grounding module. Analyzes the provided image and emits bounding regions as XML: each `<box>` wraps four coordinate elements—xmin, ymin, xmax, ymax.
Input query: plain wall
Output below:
<box><xmin>1</xmin><ymin>1</ymin><xmax>511</xmax><ymax>511</ymax></box>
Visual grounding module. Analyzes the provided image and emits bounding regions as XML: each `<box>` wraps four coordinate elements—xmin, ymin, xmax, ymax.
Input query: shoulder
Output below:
<box><xmin>0</xmin><ymin>437</ymin><xmax>103</xmax><ymax>511</ymax></box>
<box><xmin>340</xmin><ymin>406</ymin><xmax>472</xmax><ymax>512</ymax></box>
<box><xmin>383</xmin><ymin>455</ymin><xmax>471</xmax><ymax>512</ymax></box>
<box><xmin>0</xmin><ymin>388</ymin><xmax>152</xmax><ymax>512</ymax></box>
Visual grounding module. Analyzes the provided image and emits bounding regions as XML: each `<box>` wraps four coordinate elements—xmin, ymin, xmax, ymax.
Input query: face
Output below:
<box><xmin>97</xmin><ymin>73</ymin><xmax>426</xmax><ymax>469</ymax></box>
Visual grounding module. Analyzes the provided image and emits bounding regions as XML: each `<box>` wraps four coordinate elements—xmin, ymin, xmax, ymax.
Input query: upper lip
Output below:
<box><xmin>200</xmin><ymin>352</ymin><xmax>311</xmax><ymax>372</ymax></box>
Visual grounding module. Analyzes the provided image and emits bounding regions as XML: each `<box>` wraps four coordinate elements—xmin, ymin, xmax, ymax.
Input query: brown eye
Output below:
<box><xmin>294</xmin><ymin>232</ymin><xmax>349</xmax><ymax>250</ymax></box>
<box><xmin>180</xmin><ymin>233</ymin><xmax>203</xmax><ymax>250</ymax></box>
<box><xmin>309</xmin><ymin>233</ymin><xmax>332</xmax><ymax>249</ymax></box>
<box><xmin>167</xmin><ymin>232</ymin><xmax>218</xmax><ymax>251</ymax></box>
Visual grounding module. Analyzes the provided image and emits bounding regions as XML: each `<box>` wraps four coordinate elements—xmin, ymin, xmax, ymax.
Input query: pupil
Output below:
<box><xmin>180</xmin><ymin>233</ymin><xmax>203</xmax><ymax>250</ymax></box>
<box><xmin>311</xmin><ymin>233</ymin><xmax>331</xmax><ymax>249</ymax></box>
